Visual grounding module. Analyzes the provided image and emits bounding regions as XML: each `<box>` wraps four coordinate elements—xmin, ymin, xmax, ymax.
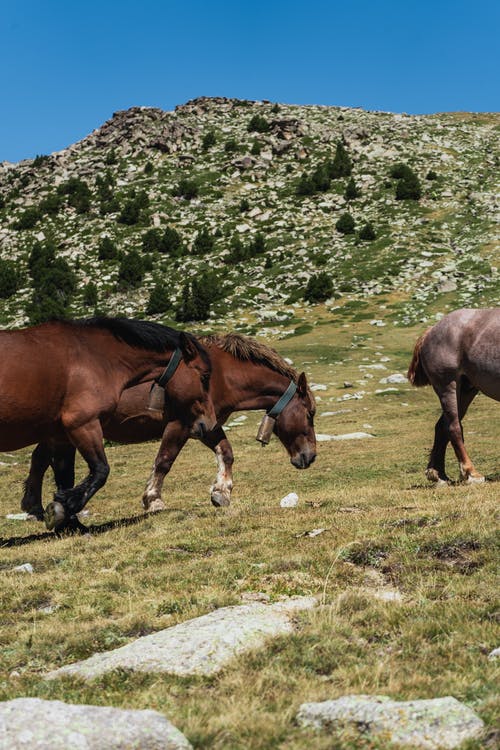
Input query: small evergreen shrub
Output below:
<box><xmin>426</xmin><ymin>170</ymin><xmax>438</xmax><ymax>180</ymax></box>
<box><xmin>359</xmin><ymin>221</ymin><xmax>376</xmax><ymax>241</ymax></box>
<box><xmin>144</xmin><ymin>161</ymin><xmax>154</xmax><ymax>175</ymax></box>
<box><xmin>328</xmin><ymin>141</ymin><xmax>352</xmax><ymax>178</ymax></box>
<box><xmin>239</xmin><ymin>198</ymin><xmax>250</xmax><ymax>213</ymax></box>
<box><xmin>98</xmin><ymin>236</ymin><xmax>118</xmax><ymax>261</ymax></box>
<box><xmin>336</xmin><ymin>212</ymin><xmax>355</xmax><ymax>234</ymax></box>
<box><xmin>142</xmin><ymin>228</ymin><xmax>163</xmax><ymax>253</ymax></box>
<box><xmin>14</xmin><ymin>206</ymin><xmax>41</xmax><ymax>230</ymax></box>
<box><xmin>304</xmin><ymin>272</ymin><xmax>333</xmax><ymax>303</ymax></box>
<box><xmin>160</xmin><ymin>226</ymin><xmax>184</xmax><ymax>256</ymax></box>
<box><xmin>118</xmin><ymin>250</ymin><xmax>144</xmax><ymax>288</ymax></box>
<box><xmin>344</xmin><ymin>177</ymin><xmax>360</xmax><ymax>200</ymax></box>
<box><xmin>0</xmin><ymin>259</ymin><xmax>20</xmax><ymax>298</ymax></box>
<box><xmin>27</xmin><ymin>241</ymin><xmax>76</xmax><ymax>323</ymax></box>
<box><xmin>32</xmin><ymin>154</ymin><xmax>49</xmax><ymax>168</ymax></box>
<box><xmin>147</xmin><ymin>284</ymin><xmax>171</xmax><ymax>314</ymax></box>
<box><xmin>224</xmin><ymin>139</ymin><xmax>239</xmax><ymax>154</ymax></box>
<box><xmin>83</xmin><ymin>282</ymin><xmax>98</xmax><ymax>308</ymax></box>
<box><xmin>39</xmin><ymin>192</ymin><xmax>63</xmax><ymax>215</ymax></box>
<box><xmin>172</xmin><ymin>178</ymin><xmax>199</xmax><ymax>200</ymax></box>
<box><xmin>247</xmin><ymin>114</ymin><xmax>270</xmax><ymax>133</ymax></box>
<box><xmin>118</xmin><ymin>190</ymin><xmax>150</xmax><ymax>225</ymax></box>
<box><xmin>250</xmin><ymin>140</ymin><xmax>261</xmax><ymax>156</ymax></box>
<box><xmin>310</xmin><ymin>165</ymin><xmax>331</xmax><ymax>192</ymax></box>
<box><xmin>202</xmin><ymin>130</ymin><xmax>216</xmax><ymax>151</ymax></box>
<box><xmin>395</xmin><ymin>170</ymin><xmax>422</xmax><ymax>201</ymax></box>
<box><xmin>296</xmin><ymin>172</ymin><xmax>315</xmax><ymax>196</ymax></box>
<box><xmin>193</xmin><ymin>226</ymin><xmax>215</xmax><ymax>255</ymax></box>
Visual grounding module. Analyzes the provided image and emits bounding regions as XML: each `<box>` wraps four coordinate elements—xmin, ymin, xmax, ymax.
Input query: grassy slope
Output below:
<box><xmin>0</xmin><ymin>314</ymin><xmax>498</xmax><ymax>749</ymax></box>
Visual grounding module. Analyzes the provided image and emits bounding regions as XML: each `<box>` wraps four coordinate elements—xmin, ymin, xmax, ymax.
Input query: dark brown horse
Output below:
<box><xmin>22</xmin><ymin>333</ymin><xmax>317</xmax><ymax>515</ymax></box>
<box><xmin>408</xmin><ymin>308</ymin><xmax>499</xmax><ymax>483</ymax></box>
<box><xmin>1</xmin><ymin>317</ymin><xmax>215</xmax><ymax>531</ymax></box>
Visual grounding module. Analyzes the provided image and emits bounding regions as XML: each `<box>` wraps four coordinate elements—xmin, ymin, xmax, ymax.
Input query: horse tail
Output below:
<box><xmin>407</xmin><ymin>329</ymin><xmax>431</xmax><ymax>387</ymax></box>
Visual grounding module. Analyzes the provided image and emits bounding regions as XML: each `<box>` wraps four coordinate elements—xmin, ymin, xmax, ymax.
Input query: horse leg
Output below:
<box><xmin>427</xmin><ymin>379</ymin><xmax>480</xmax><ymax>483</ymax></box>
<box><xmin>21</xmin><ymin>443</ymin><xmax>52</xmax><ymax>520</ymax></box>
<box><xmin>200</xmin><ymin>427</ymin><xmax>234</xmax><ymax>507</ymax></box>
<box><xmin>433</xmin><ymin>381</ymin><xmax>483</xmax><ymax>484</ymax></box>
<box><xmin>44</xmin><ymin>421</ymin><xmax>110</xmax><ymax>532</ymax></box>
<box><xmin>50</xmin><ymin>443</ymin><xmax>77</xmax><ymax>492</ymax></box>
<box><xmin>142</xmin><ymin>421</ymin><xmax>190</xmax><ymax>513</ymax></box>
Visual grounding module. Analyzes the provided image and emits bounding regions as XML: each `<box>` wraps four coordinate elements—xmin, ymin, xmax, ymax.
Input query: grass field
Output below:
<box><xmin>1</xmin><ymin>313</ymin><xmax>499</xmax><ymax>749</ymax></box>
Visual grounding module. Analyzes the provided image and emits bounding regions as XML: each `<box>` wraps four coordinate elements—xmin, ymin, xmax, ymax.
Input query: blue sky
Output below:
<box><xmin>1</xmin><ymin>0</ymin><xmax>498</xmax><ymax>162</ymax></box>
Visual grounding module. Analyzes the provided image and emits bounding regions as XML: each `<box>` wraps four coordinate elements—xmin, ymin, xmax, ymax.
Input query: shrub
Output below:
<box><xmin>250</xmin><ymin>232</ymin><xmax>266</xmax><ymax>255</ymax></box>
<box><xmin>105</xmin><ymin>149</ymin><xmax>117</xmax><ymax>165</ymax></box>
<box><xmin>250</xmin><ymin>140</ymin><xmax>261</xmax><ymax>156</ymax></box>
<box><xmin>296</xmin><ymin>172</ymin><xmax>315</xmax><ymax>196</ymax></box>
<box><xmin>176</xmin><ymin>272</ymin><xmax>217</xmax><ymax>322</ymax></box>
<box><xmin>147</xmin><ymin>284</ymin><xmax>171</xmax><ymax>314</ymax></box>
<box><xmin>328</xmin><ymin>141</ymin><xmax>352</xmax><ymax>178</ymax></box>
<box><xmin>193</xmin><ymin>226</ymin><xmax>215</xmax><ymax>255</ymax></box>
<box><xmin>118</xmin><ymin>250</ymin><xmax>144</xmax><ymax>288</ymax></box>
<box><xmin>344</xmin><ymin>177</ymin><xmax>360</xmax><ymax>200</ymax></box>
<box><xmin>426</xmin><ymin>170</ymin><xmax>438</xmax><ymax>180</ymax></box>
<box><xmin>172</xmin><ymin>178</ymin><xmax>199</xmax><ymax>200</ymax></box>
<box><xmin>142</xmin><ymin>228</ymin><xmax>162</xmax><ymax>253</ymax></box>
<box><xmin>224</xmin><ymin>139</ymin><xmax>239</xmax><ymax>154</ymax></box>
<box><xmin>336</xmin><ymin>212</ymin><xmax>355</xmax><ymax>234</ymax></box>
<box><xmin>304</xmin><ymin>272</ymin><xmax>333</xmax><ymax>303</ymax></box>
<box><xmin>160</xmin><ymin>226</ymin><xmax>184</xmax><ymax>256</ymax></box>
<box><xmin>98</xmin><ymin>236</ymin><xmax>118</xmax><ymax>261</ymax></box>
<box><xmin>39</xmin><ymin>192</ymin><xmax>63</xmax><ymax>215</ymax></box>
<box><xmin>311</xmin><ymin>165</ymin><xmax>331</xmax><ymax>192</ymax></box>
<box><xmin>239</xmin><ymin>198</ymin><xmax>250</xmax><ymax>213</ymax></box>
<box><xmin>0</xmin><ymin>259</ymin><xmax>20</xmax><ymax>298</ymax></box>
<box><xmin>359</xmin><ymin>221</ymin><xmax>376</xmax><ymax>241</ymax></box>
<box><xmin>32</xmin><ymin>154</ymin><xmax>49</xmax><ymax>168</ymax></box>
<box><xmin>202</xmin><ymin>130</ymin><xmax>216</xmax><ymax>151</ymax></box>
<box><xmin>83</xmin><ymin>282</ymin><xmax>98</xmax><ymax>308</ymax></box>
<box><xmin>224</xmin><ymin>234</ymin><xmax>247</xmax><ymax>264</ymax></box>
<box><xmin>144</xmin><ymin>161</ymin><xmax>154</xmax><ymax>175</ymax></box>
<box><xmin>247</xmin><ymin>114</ymin><xmax>269</xmax><ymax>133</ymax></box>
<box><xmin>27</xmin><ymin>241</ymin><xmax>76</xmax><ymax>323</ymax></box>
<box><xmin>395</xmin><ymin>169</ymin><xmax>421</xmax><ymax>201</ymax></box>
<box><xmin>118</xmin><ymin>199</ymin><xmax>140</xmax><ymax>225</ymax></box>
<box><xmin>57</xmin><ymin>177</ymin><xmax>92</xmax><ymax>213</ymax></box>
<box><xmin>14</xmin><ymin>207</ymin><xmax>41</xmax><ymax>230</ymax></box>
<box><xmin>390</xmin><ymin>163</ymin><xmax>413</xmax><ymax>179</ymax></box>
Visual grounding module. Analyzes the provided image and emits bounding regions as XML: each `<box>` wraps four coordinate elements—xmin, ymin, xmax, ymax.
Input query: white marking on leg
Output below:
<box><xmin>210</xmin><ymin>445</ymin><xmax>233</xmax><ymax>506</ymax></box>
<box><xmin>142</xmin><ymin>463</ymin><xmax>166</xmax><ymax>511</ymax></box>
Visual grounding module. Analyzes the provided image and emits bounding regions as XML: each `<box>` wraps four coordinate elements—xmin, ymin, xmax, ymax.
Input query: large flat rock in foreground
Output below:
<box><xmin>0</xmin><ymin>697</ymin><xmax>192</xmax><ymax>750</ymax></box>
<box><xmin>296</xmin><ymin>694</ymin><xmax>484</xmax><ymax>749</ymax></box>
<box><xmin>47</xmin><ymin>597</ymin><xmax>316</xmax><ymax>680</ymax></box>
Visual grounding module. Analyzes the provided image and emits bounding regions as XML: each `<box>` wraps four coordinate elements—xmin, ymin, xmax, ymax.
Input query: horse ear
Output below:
<box><xmin>179</xmin><ymin>332</ymin><xmax>198</xmax><ymax>363</ymax></box>
<box><xmin>297</xmin><ymin>371</ymin><xmax>308</xmax><ymax>396</ymax></box>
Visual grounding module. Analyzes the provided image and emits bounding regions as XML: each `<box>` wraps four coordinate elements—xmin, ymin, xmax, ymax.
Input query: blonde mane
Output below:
<box><xmin>202</xmin><ymin>333</ymin><xmax>298</xmax><ymax>381</ymax></box>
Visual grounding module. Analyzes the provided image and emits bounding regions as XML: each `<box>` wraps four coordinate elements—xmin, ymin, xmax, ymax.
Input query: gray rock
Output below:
<box><xmin>12</xmin><ymin>563</ymin><xmax>34</xmax><ymax>574</ymax></box>
<box><xmin>47</xmin><ymin>597</ymin><xmax>316</xmax><ymax>680</ymax></box>
<box><xmin>296</xmin><ymin>694</ymin><xmax>484</xmax><ymax>749</ymax></box>
<box><xmin>488</xmin><ymin>646</ymin><xmax>500</xmax><ymax>660</ymax></box>
<box><xmin>0</xmin><ymin>697</ymin><xmax>192</xmax><ymax>749</ymax></box>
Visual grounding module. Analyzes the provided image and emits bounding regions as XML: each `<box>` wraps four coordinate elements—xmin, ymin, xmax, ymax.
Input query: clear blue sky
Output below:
<box><xmin>1</xmin><ymin>0</ymin><xmax>498</xmax><ymax>162</ymax></box>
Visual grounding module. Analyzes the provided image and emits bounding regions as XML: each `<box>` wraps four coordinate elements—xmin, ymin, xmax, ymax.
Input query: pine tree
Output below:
<box><xmin>304</xmin><ymin>272</ymin><xmax>333</xmax><ymax>303</ymax></box>
<box><xmin>344</xmin><ymin>177</ymin><xmax>360</xmax><ymax>200</ymax></box>
<box><xmin>202</xmin><ymin>130</ymin><xmax>216</xmax><ymax>151</ymax></box>
<box><xmin>0</xmin><ymin>259</ymin><xmax>20</xmax><ymax>298</ymax></box>
<box><xmin>160</xmin><ymin>227</ymin><xmax>184</xmax><ymax>256</ymax></box>
<box><xmin>98</xmin><ymin>236</ymin><xmax>118</xmax><ymax>261</ymax></box>
<box><xmin>147</xmin><ymin>284</ymin><xmax>171</xmax><ymax>314</ymax></box>
<box><xmin>193</xmin><ymin>226</ymin><xmax>215</xmax><ymax>255</ymax></box>
<box><xmin>328</xmin><ymin>141</ymin><xmax>352</xmax><ymax>178</ymax></box>
<box><xmin>83</xmin><ymin>282</ymin><xmax>98</xmax><ymax>308</ymax></box>
<box><xmin>336</xmin><ymin>213</ymin><xmax>355</xmax><ymax>234</ymax></box>
<box><xmin>118</xmin><ymin>250</ymin><xmax>144</xmax><ymax>288</ymax></box>
<box><xmin>142</xmin><ymin>229</ymin><xmax>162</xmax><ymax>253</ymax></box>
<box><xmin>396</xmin><ymin>170</ymin><xmax>422</xmax><ymax>200</ymax></box>
<box><xmin>359</xmin><ymin>222</ymin><xmax>376</xmax><ymax>241</ymax></box>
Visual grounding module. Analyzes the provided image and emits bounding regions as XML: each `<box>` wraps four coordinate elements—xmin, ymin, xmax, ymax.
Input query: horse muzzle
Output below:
<box><xmin>291</xmin><ymin>449</ymin><xmax>317</xmax><ymax>469</ymax></box>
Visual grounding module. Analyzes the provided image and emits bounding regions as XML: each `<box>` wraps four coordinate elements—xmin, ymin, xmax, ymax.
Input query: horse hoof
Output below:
<box><xmin>146</xmin><ymin>499</ymin><xmax>166</xmax><ymax>513</ymax></box>
<box><xmin>211</xmin><ymin>491</ymin><xmax>230</xmax><ymax>508</ymax></box>
<box><xmin>44</xmin><ymin>501</ymin><xmax>66</xmax><ymax>531</ymax></box>
<box><xmin>465</xmin><ymin>474</ymin><xmax>485</xmax><ymax>484</ymax></box>
<box><xmin>426</xmin><ymin>468</ymin><xmax>447</xmax><ymax>484</ymax></box>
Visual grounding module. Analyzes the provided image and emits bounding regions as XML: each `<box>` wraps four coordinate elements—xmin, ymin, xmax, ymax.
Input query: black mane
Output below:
<box><xmin>74</xmin><ymin>316</ymin><xmax>206</xmax><ymax>358</ymax></box>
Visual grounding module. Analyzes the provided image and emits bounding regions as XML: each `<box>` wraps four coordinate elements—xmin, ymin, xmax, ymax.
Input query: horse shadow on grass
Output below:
<box><xmin>0</xmin><ymin>510</ymin><xmax>164</xmax><ymax>548</ymax></box>
<box><xmin>408</xmin><ymin>472</ymin><xmax>500</xmax><ymax>491</ymax></box>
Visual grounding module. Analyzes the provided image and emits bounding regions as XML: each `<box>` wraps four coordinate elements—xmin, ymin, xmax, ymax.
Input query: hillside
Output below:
<box><xmin>0</xmin><ymin>97</ymin><xmax>498</xmax><ymax>331</ymax></box>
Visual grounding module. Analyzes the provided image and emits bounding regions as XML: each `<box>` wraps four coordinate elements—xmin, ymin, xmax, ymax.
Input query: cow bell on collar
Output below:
<box><xmin>147</xmin><ymin>383</ymin><xmax>166</xmax><ymax>413</ymax></box>
<box><xmin>256</xmin><ymin>414</ymin><xmax>276</xmax><ymax>445</ymax></box>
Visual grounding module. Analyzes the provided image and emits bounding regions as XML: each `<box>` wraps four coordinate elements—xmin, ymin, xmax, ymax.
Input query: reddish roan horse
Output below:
<box><xmin>408</xmin><ymin>308</ymin><xmax>500</xmax><ymax>483</ymax></box>
<box><xmin>22</xmin><ymin>333</ymin><xmax>317</xmax><ymax>515</ymax></box>
<box><xmin>1</xmin><ymin>317</ymin><xmax>215</xmax><ymax>532</ymax></box>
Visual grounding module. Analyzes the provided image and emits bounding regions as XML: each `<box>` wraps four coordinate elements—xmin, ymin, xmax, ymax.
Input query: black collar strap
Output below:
<box><xmin>156</xmin><ymin>347</ymin><xmax>183</xmax><ymax>388</ymax></box>
<box><xmin>267</xmin><ymin>380</ymin><xmax>297</xmax><ymax>418</ymax></box>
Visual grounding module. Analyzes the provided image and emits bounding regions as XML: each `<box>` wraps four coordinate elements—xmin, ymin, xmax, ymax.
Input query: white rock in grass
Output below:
<box><xmin>316</xmin><ymin>432</ymin><xmax>373</xmax><ymax>442</ymax></box>
<box><xmin>47</xmin><ymin>597</ymin><xmax>316</xmax><ymax>679</ymax></box>
<box><xmin>280</xmin><ymin>492</ymin><xmax>299</xmax><ymax>508</ymax></box>
<box><xmin>12</xmin><ymin>563</ymin><xmax>34</xmax><ymax>574</ymax></box>
<box><xmin>379</xmin><ymin>373</ymin><xmax>407</xmax><ymax>384</ymax></box>
<box><xmin>296</xmin><ymin>695</ymin><xmax>484</xmax><ymax>749</ymax></box>
<box><xmin>488</xmin><ymin>646</ymin><xmax>500</xmax><ymax>660</ymax></box>
<box><xmin>0</xmin><ymin>698</ymin><xmax>192</xmax><ymax>750</ymax></box>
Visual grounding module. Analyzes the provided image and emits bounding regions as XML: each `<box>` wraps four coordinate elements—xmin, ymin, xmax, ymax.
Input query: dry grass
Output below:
<box><xmin>0</xmin><ymin>316</ymin><xmax>499</xmax><ymax>748</ymax></box>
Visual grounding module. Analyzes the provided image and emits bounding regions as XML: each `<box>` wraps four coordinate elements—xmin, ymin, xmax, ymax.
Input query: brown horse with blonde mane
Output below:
<box><xmin>22</xmin><ymin>333</ymin><xmax>317</xmax><ymax>516</ymax></box>
<box><xmin>408</xmin><ymin>308</ymin><xmax>499</xmax><ymax>483</ymax></box>
<box><xmin>1</xmin><ymin>317</ymin><xmax>215</xmax><ymax>532</ymax></box>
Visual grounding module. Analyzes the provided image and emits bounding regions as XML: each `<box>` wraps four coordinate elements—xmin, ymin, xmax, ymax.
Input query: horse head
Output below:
<box><xmin>272</xmin><ymin>372</ymin><xmax>317</xmax><ymax>469</ymax></box>
<box><xmin>161</xmin><ymin>333</ymin><xmax>217</xmax><ymax>439</ymax></box>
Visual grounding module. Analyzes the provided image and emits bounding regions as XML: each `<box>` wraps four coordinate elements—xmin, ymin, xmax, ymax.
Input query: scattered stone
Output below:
<box><xmin>12</xmin><ymin>563</ymin><xmax>34</xmax><ymax>574</ymax></box>
<box><xmin>316</xmin><ymin>432</ymin><xmax>373</xmax><ymax>442</ymax></box>
<box><xmin>5</xmin><ymin>513</ymin><xmax>29</xmax><ymax>521</ymax></box>
<box><xmin>379</xmin><ymin>373</ymin><xmax>408</xmax><ymax>384</ymax></box>
<box><xmin>343</xmin><ymin>381</ymin><xmax>353</xmax><ymax>388</ymax></box>
<box><xmin>280</xmin><ymin>492</ymin><xmax>299</xmax><ymax>508</ymax></box>
<box><xmin>0</xmin><ymin>697</ymin><xmax>192</xmax><ymax>750</ymax></box>
<box><xmin>296</xmin><ymin>695</ymin><xmax>485</xmax><ymax>749</ymax></box>
<box><xmin>488</xmin><ymin>646</ymin><xmax>500</xmax><ymax>660</ymax></box>
<box><xmin>295</xmin><ymin>528</ymin><xmax>328</xmax><ymax>538</ymax></box>
<box><xmin>310</xmin><ymin>383</ymin><xmax>327</xmax><ymax>391</ymax></box>
<box><xmin>47</xmin><ymin>597</ymin><xmax>316</xmax><ymax>679</ymax></box>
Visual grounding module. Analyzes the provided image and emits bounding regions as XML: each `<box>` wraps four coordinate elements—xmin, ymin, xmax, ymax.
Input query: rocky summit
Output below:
<box><xmin>0</xmin><ymin>97</ymin><xmax>498</xmax><ymax>331</ymax></box>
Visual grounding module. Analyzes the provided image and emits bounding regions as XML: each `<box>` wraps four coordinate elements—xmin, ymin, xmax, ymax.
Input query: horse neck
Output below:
<box><xmin>213</xmin><ymin>350</ymin><xmax>293</xmax><ymax>412</ymax></box>
<box><xmin>97</xmin><ymin>334</ymin><xmax>174</xmax><ymax>388</ymax></box>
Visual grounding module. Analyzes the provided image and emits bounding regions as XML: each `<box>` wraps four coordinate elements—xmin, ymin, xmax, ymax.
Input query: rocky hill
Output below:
<box><xmin>0</xmin><ymin>96</ymin><xmax>498</xmax><ymax>333</ymax></box>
